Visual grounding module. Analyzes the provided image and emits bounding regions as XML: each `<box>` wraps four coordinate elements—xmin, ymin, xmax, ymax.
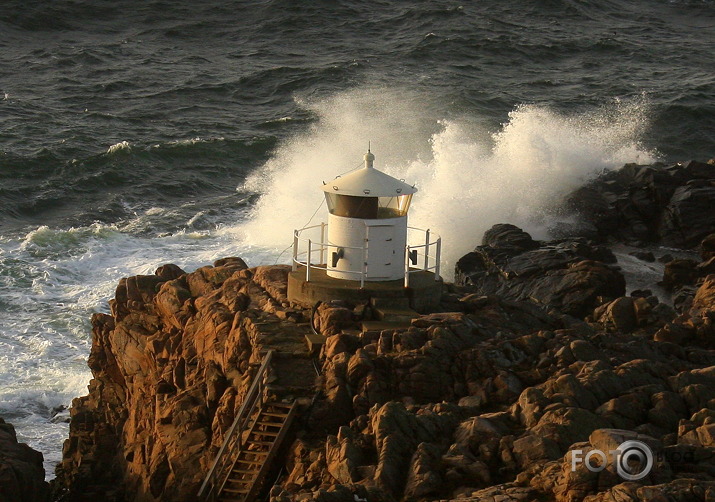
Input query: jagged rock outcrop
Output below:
<box><xmin>655</xmin><ymin>273</ymin><xmax>715</xmax><ymax>347</ymax></box>
<box><xmin>54</xmin><ymin>260</ymin><xmax>316</xmax><ymax>501</ymax></box>
<box><xmin>562</xmin><ymin>160</ymin><xmax>715</xmax><ymax>246</ymax></box>
<box><xmin>454</xmin><ymin>224</ymin><xmax>625</xmax><ymax>317</ymax></box>
<box><xmin>0</xmin><ymin>418</ymin><xmax>50</xmax><ymax>502</ymax></box>
<box><xmin>270</xmin><ymin>272</ymin><xmax>715</xmax><ymax>502</ymax></box>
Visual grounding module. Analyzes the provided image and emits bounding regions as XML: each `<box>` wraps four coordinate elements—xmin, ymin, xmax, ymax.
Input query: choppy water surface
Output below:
<box><xmin>1</xmin><ymin>0</ymin><xmax>713</xmax><ymax>477</ymax></box>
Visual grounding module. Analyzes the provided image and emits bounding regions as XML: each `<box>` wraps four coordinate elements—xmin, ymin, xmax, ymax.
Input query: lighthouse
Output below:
<box><xmin>287</xmin><ymin>149</ymin><xmax>442</xmax><ymax>310</ymax></box>
<box><xmin>322</xmin><ymin>149</ymin><xmax>416</xmax><ymax>281</ymax></box>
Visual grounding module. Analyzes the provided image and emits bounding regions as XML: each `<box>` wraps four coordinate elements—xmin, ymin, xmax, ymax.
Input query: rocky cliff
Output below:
<box><xmin>42</xmin><ymin>159</ymin><xmax>715</xmax><ymax>502</ymax></box>
<box><xmin>52</xmin><ymin>260</ymin><xmax>317</xmax><ymax>501</ymax></box>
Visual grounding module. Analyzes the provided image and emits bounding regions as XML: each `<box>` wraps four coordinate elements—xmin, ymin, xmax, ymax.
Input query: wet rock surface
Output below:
<box><xmin>562</xmin><ymin>160</ymin><xmax>715</xmax><ymax>247</ymax></box>
<box><xmin>454</xmin><ymin>224</ymin><xmax>624</xmax><ymax>317</ymax></box>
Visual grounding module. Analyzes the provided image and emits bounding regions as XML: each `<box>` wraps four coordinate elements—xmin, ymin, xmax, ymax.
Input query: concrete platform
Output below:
<box><xmin>287</xmin><ymin>266</ymin><xmax>443</xmax><ymax>312</ymax></box>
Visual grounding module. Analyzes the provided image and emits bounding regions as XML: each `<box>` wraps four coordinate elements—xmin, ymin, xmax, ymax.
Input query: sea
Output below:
<box><xmin>1</xmin><ymin>0</ymin><xmax>714</xmax><ymax>479</ymax></box>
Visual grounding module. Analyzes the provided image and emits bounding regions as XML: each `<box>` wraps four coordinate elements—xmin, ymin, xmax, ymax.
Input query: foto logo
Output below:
<box><xmin>571</xmin><ymin>440</ymin><xmax>654</xmax><ymax>481</ymax></box>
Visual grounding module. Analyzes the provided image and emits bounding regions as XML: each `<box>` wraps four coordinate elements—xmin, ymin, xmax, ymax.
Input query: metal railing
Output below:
<box><xmin>292</xmin><ymin>222</ymin><xmax>441</xmax><ymax>288</ymax></box>
<box><xmin>197</xmin><ymin>350</ymin><xmax>274</xmax><ymax>502</ymax></box>
<box><xmin>404</xmin><ymin>226</ymin><xmax>441</xmax><ymax>287</ymax></box>
<box><xmin>292</xmin><ymin>223</ymin><xmax>369</xmax><ymax>287</ymax></box>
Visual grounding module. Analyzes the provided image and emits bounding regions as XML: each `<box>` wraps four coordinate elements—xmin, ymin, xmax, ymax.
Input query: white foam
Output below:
<box><xmin>164</xmin><ymin>136</ymin><xmax>225</xmax><ymax>146</ymax></box>
<box><xmin>240</xmin><ymin>88</ymin><xmax>657</xmax><ymax>277</ymax></box>
<box><xmin>106</xmin><ymin>140</ymin><xmax>131</xmax><ymax>154</ymax></box>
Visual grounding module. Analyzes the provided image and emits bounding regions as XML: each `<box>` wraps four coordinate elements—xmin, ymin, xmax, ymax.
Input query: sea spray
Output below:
<box><xmin>240</xmin><ymin>88</ymin><xmax>658</xmax><ymax>277</ymax></box>
<box><xmin>407</xmin><ymin>100</ymin><xmax>658</xmax><ymax>273</ymax></box>
<box><xmin>239</xmin><ymin>87</ymin><xmax>440</xmax><ymax>249</ymax></box>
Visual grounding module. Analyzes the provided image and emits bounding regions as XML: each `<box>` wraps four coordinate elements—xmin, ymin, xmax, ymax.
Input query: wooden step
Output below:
<box><xmin>240</xmin><ymin>452</ymin><xmax>269</xmax><ymax>459</ymax></box>
<box><xmin>250</xmin><ymin>430</ymin><xmax>279</xmax><ymax>437</ymax></box>
<box><xmin>213</xmin><ymin>399</ymin><xmax>298</xmax><ymax>502</ymax></box>
<box><xmin>239</xmin><ymin>449</ymin><xmax>269</xmax><ymax>456</ymax></box>
<box><xmin>235</xmin><ymin>459</ymin><xmax>264</xmax><ymax>466</ymax></box>
<box><xmin>265</xmin><ymin>401</ymin><xmax>293</xmax><ymax>408</ymax></box>
<box><xmin>236</xmin><ymin>452</ymin><xmax>266</xmax><ymax>464</ymax></box>
<box><xmin>226</xmin><ymin>473</ymin><xmax>252</xmax><ymax>481</ymax></box>
<box><xmin>225</xmin><ymin>479</ymin><xmax>250</xmax><ymax>486</ymax></box>
<box><xmin>232</xmin><ymin>468</ymin><xmax>258</xmax><ymax>475</ymax></box>
<box><xmin>255</xmin><ymin>421</ymin><xmax>283</xmax><ymax>427</ymax></box>
<box><xmin>222</xmin><ymin>487</ymin><xmax>249</xmax><ymax>494</ymax></box>
<box><xmin>260</xmin><ymin>411</ymin><xmax>289</xmax><ymax>418</ymax></box>
<box><xmin>246</xmin><ymin>440</ymin><xmax>274</xmax><ymax>447</ymax></box>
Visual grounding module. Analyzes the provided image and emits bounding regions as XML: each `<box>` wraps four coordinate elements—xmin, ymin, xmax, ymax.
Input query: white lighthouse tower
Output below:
<box><xmin>288</xmin><ymin>149</ymin><xmax>442</xmax><ymax>310</ymax></box>
<box><xmin>322</xmin><ymin>149</ymin><xmax>417</xmax><ymax>281</ymax></box>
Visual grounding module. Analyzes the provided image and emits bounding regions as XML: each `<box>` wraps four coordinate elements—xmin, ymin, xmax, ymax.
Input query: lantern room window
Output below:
<box><xmin>325</xmin><ymin>193</ymin><xmax>413</xmax><ymax>219</ymax></box>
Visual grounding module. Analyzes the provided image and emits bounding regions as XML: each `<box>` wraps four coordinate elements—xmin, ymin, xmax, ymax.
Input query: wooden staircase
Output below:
<box><xmin>218</xmin><ymin>401</ymin><xmax>297</xmax><ymax>502</ymax></box>
<box><xmin>198</xmin><ymin>351</ymin><xmax>298</xmax><ymax>502</ymax></box>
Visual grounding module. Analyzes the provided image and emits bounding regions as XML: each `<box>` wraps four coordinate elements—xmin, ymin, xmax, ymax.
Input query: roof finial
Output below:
<box><xmin>364</xmin><ymin>145</ymin><xmax>375</xmax><ymax>169</ymax></box>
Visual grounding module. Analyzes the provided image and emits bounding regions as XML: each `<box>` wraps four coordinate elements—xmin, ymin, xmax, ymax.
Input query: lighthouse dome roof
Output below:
<box><xmin>321</xmin><ymin>156</ymin><xmax>417</xmax><ymax>197</ymax></box>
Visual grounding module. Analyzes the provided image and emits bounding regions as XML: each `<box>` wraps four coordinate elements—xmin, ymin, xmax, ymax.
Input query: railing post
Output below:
<box><xmin>292</xmin><ymin>230</ymin><xmax>298</xmax><ymax>272</ymax></box>
<box><xmin>435</xmin><ymin>237</ymin><xmax>441</xmax><ymax>280</ymax></box>
<box><xmin>404</xmin><ymin>245</ymin><xmax>411</xmax><ymax>288</ymax></box>
<box><xmin>320</xmin><ymin>222</ymin><xmax>326</xmax><ymax>265</ymax></box>
<box><xmin>360</xmin><ymin>237</ymin><xmax>366</xmax><ymax>289</ymax></box>
<box><xmin>258</xmin><ymin>375</ymin><xmax>264</xmax><ymax>410</ymax></box>
<box><xmin>424</xmin><ymin>229</ymin><xmax>430</xmax><ymax>270</ymax></box>
<box><xmin>306</xmin><ymin>239</ymin><xmax>312</xmax><ymax>282</ymax></box>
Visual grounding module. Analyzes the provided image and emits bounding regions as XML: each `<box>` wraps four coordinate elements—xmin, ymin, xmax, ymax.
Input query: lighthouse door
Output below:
<box><xmin>365</xmin><ymin>223</ymin><xmax>396</xmax><ymax>279</ymax></box>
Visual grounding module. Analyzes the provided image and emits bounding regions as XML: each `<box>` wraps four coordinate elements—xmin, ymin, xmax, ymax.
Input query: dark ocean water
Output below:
<box><xmin>0</xmin><ymin>0</ymin><xmax>714</xmax><ymax>477</ymax></box>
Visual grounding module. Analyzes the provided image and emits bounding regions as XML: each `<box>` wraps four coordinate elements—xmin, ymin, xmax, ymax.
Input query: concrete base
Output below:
<box><xmin>287</xmin><ymin>266</ymin><xmax>443</xmax><ymax>312</ymax></box>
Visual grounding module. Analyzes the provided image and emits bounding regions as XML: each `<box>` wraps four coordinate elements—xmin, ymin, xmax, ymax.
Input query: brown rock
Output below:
<box><xmin>155</xmin><ymin>263</ymin><xmax>185</xmax><ymax>281</ymax></box>
<box><xmin>702</xmin><ymin>234</ymin><xmax>715</xmax><ymax>261</ymax></box>
<box><xmin>251</xmin><ymin>265</ymin><xmax>290</xmax><ymax>303</ymax></box>
<box><xmin>315</xmin><ymin>302</ymin><xmax>355</xmax><ymax>337</ymax></box>
<box><xmin>403</xmin><ymin>442</ymin><xmax>443</xmax><ymax>500</ymax></box>
<box><xmin>346</xmin><ymin>349</ymin><xmax>374</xmax><ymax>386</ymax></box>
<box><xmin>154</xmin><ymin>278</ymin><xmax>193</xmax><ymax>329</ymax></box>
<box><xmin>662</xmin><ymin>259</ymin><xmax>699</xmax><ymax>290</ymax></box>
<box><xmin>692</xmin><ymin>274</ymin><xmax>715</xmax><ymax>314</ymax></box>
<box><xmin>532</xmin><ymin>407</ymin><xmax>611</xmax><ymax>451</ymax></box>
<box><xmin>455</xmin><ymin>225</ymin><xmax>625</xmax><ymax>317</ymax></box>
<box><xmin>0</xmin><ymin>419</ymin><xmax>49</xmax><ymax>502</ymax></box>
<box><xmin>213</xmin><ymin>257</ymin><xmax>248</xmax><ymax>269</ymax></box>
<box><xmin>55</xmin><ymin>262</ymin><xmax>317</xmax><ymax>501</ymax></box>
<box><xmin>598</xmin><ymin>297</ymin><xmax>637</xmax><ymax>332</ymax></box>
<box><xmin>512</xmin><ymin>434</ymin><xmax>561</xmax><ymax>469</ymax></box>
<box><xmin>370</xmin><ymin>402</ymin><xmax>455</xmax><ymax>497</ymax></box>
<box><xmin>324</xmin><ymin>430</ymin><xmax>361</xmax><ymax>484</ymax></box>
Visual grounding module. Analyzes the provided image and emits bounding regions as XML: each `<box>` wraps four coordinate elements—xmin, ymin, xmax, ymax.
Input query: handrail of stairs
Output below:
<box><xmin>197</xmin><ymin>350</ymin><xmax>274</xmax><ymax>501</ymax></box>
